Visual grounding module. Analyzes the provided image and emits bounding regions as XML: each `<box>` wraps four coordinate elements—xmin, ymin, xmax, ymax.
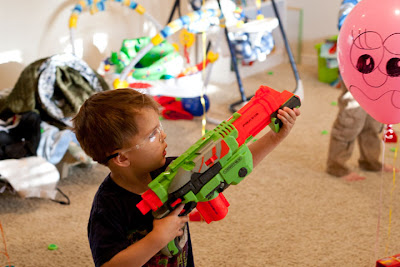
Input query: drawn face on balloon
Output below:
<box><xmin>349</xmin><ymin>31</ymin><xmax>400</xmax><ymax>106</ymax></box>
<box><xmin>337</xmin><ymin>0</ymin><xmax>400</xmax><ymax>124</ymax></box>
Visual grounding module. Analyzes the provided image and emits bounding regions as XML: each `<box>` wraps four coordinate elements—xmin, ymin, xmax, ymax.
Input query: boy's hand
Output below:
<box><xmin>275</xmin><ymin>107</ymin><xmax>300</xmax><ymax>139</ymax></box>
<box><xmin>152</xmin><ymin>204</ymin><xmax>189</xmax><ymax>245</ymax></box>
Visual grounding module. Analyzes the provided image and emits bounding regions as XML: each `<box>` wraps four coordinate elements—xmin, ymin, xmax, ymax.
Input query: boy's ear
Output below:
<box><xmin>112</xmin><ymin>153</ymin><xmax>131</xmax><ymax>167</ymax></box>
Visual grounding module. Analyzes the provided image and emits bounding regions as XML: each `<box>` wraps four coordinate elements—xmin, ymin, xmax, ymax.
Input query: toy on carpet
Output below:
<box><xmin>383</xmin><ymin>124</ymin><xmax>398</xmax><ymax>143</ymax></box>
<box><xmin>154</xmin><ymin>96</ymin><xmax>193</xmax><ymax>120</ymax></box>
<box><xmin>181</xmin><ymin>95</ymin><xmax>210</xmax><ymax>117</ymax></box>
<box><xmin>48</xmin><ymin>243</ymin><xmax>59</xmax><ymax>251</ymax></box>
<box><xmin>376</xmin><ymin>253</ymin><xmax>400</xmax><ymax>267</ymax></box>
<box><xmin>315</xmin><ymin>35</ymin><xmax>339</xmax><ymax>84</ymax></box>
<box><xmin>154</xmin><ymin>94</ymin><xmax>211</xmax><ymax>120</ymax></box>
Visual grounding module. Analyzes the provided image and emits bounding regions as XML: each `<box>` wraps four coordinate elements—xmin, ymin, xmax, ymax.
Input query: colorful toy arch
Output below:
<box><xmin>114</xmin><ymin>8</ymin><xmax>221</xmax><ymax>89</ymax></box>
<box><xmin>68</xmin><ymin>0</ymin><xmax>162</xmax><ymax>55</ymax></box>
<box><xmin>68</xmin><ymin>0</ymin><xmax>220</xmax><ymax>96</ymax></box>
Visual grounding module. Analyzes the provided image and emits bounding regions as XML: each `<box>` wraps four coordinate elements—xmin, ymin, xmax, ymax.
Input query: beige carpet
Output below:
<box><xmin>1</xmin><ymin>56</ymin><xmax>400</xmax><ymax>267</ymax></box>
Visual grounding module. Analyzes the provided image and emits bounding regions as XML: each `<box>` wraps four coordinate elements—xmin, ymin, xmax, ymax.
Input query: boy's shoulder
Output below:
<box><xmin>92</xmin><ymin>174</ymin><xmax>133</xmax><ymax>211</ymax></box>
<box><xmin>93</xmin><ymin>157</ymin><xmax>177</xmax><ymax>209</ymax></box>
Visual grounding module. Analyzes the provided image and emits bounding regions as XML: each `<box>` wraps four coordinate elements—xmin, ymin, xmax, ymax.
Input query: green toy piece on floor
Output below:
<box><xmin>48</xmin><ymin>244</ymin><xmax>58</xmax><ymax>250</ymax></box>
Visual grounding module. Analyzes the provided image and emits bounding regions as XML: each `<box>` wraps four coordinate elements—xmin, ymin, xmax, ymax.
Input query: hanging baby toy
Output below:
<box><xmin>337</xmin><ymin>0</ymin><xmax>400</xmax><ymax>124</ymax></box>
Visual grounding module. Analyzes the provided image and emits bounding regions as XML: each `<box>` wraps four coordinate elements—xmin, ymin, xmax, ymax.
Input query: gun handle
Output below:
<box><xmin>269</xmin><ymin>95</ymin><xmax>301</xmax><ymax>133</ymax></box>
<box><xmin>162</xmin><ymin>238</ymin><xmax>182</xmax><ymax>257</ymax></box>
<box><xmin>196</xmin><ymin>193</ymin><xmax>230</xmax><ymax>224</ymax></box>
<box><xmin>161</xmin><ymin>223</ymin><xmax>188</xmax><ymax>257</ymax></box>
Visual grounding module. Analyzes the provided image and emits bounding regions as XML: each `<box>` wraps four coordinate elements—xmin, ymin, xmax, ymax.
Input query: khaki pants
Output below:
<box><xmin>326</xmin><ymin>88</ymin><xmax>384</xmax><ymax>177</ymax></box>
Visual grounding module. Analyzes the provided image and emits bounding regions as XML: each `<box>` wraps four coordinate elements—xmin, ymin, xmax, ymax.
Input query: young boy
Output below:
<box><xmin>72</xmin><ymin>88</ymin><xmax>300</xmax><ymax>267</ymax></box>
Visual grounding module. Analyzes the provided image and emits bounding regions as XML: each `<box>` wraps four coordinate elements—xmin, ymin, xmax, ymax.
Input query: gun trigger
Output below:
<box><xmin>171</xmin><ymin>198</ymin><xmax>182</xmax><ymax>208</ymax></box>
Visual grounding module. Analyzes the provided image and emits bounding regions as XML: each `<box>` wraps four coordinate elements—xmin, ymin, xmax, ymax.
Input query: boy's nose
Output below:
<box><xmin>160</xmin><ymin>130</ymin><xmax>167</xmax><ymax>142</ymax></box>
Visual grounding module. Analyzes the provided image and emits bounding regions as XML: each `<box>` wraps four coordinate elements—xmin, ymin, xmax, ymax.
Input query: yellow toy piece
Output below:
<box><xmin>179</xmin><ymin>29</ymin><xmax>195</xmax><ymax>48</ymax></box>
<box><xmin>236</xmin><ymin>20</ymin><xmax>244</xmax><ymax>28</ymax></box>
<box><xmin>69</xmin><ymin>14</ymin><xmax>78</xmax><ymax>28</ymax></box>
<box><xmin>135</xmin><ymin>4</ymin><xmax>145</xmax><ymax>14</ymax></box>
<box><xmin>151</xmin><ymin>34</ymin><xmax>164</xmax><ymax>46</ymax></box>
<box><xmin>113</xmin><ymin>78</ymin><xmax>129</xmax><ymax>89</ymax></box>
<box><xmin>172</xmin><ymin>43</ymin><xmax>180</xmax><ymax>52</ymax></box>
<box><xmin>207</xmin><ymin>51</ymin><xmax>219</xmax><ymax>63</ymax></box>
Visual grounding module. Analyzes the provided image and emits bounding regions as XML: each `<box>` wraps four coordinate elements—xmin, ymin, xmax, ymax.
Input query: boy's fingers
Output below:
<box><xmin>170</xmin><ymin>204</ymin><xmax>185</xmax><ymax>216</ymax></box>
<box><xmin>282</xmin><ymin>107</ymin><xmax>300</xmax><ymax>117</ymax></box>
<box><xmin>278</xmin><ymin>109</ymin><xmax>294</xmax><ymax>123</ymax></box>
<box><xmin>284</xmin><ymin>107</ymin><xmax>300</xmax><ymax>122</ymax></box>
<box><xmin>285</xmin><ymin>107</ymin><xmax>297</xmax><ymax>117</ymax></box>
<box><xmin>277</xmin><ymin>114</ymin><xmax>286</xmax><ymax>122</ymax></box>
<box><xmin>177</xmin><ymin>229</ymin><xmax>184</xmax><ymax>236</ymax></box>
<box><xmin>280</xmin><ymin>107</ymin><xmax>294</xmax><ymax>117</ymax></box>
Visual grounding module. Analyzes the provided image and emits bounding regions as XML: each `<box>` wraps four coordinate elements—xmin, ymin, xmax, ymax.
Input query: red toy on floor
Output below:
<box><xmin>376</xmin><ymin>253</ymin><xmax>400</xmax><ymax>267</ymax></box>
<box><xmin>383</xmin><ymin>124</ymin><xmax>398</xmax><ymax>143</ymax></box>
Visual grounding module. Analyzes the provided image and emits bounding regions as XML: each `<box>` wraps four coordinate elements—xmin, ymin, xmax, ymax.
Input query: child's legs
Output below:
<box><xmin>326</xmin><ymin>91</ymin><xmax>366</xmax><ymax>177</ymax></box>
<box><xmin>357</xmin><ymin>114</ymin><xmax>383</xmax><ymax>171</ymax></box>
<box><xmin>327</xmin><ymin>135</ymin><xmax>355</xmax><ymax>177</ymax></box>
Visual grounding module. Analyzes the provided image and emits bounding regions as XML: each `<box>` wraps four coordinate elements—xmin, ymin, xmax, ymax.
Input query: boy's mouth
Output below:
<box><xmin>163</xmin><ymin>144</ymin><xmax>167</xmax><ymax>156</ymax></box>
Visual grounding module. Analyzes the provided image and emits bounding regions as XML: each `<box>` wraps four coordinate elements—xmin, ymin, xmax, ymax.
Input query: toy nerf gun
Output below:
<box><xmin>137</xmin><ymin>85</ymin><xmax>301</xmax><ymax>256</ymax></box>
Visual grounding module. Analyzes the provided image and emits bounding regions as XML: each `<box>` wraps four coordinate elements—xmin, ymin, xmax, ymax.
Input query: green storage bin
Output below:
<box><xmin>315</xmin><ymin>36</ymin><xmax>339</xmax><ymax>83</ymax></box>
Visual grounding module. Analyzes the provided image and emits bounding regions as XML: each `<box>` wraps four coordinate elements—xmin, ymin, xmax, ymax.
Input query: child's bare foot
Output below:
<box><xmin>341</xmin><ymin>172</ymin><xmax>366</xmax><ymax>182</ymax></box>
<box><xmin>383</xmin><ymin>164</ymin><xmax>399</xmax><ymax>173</ymax></box>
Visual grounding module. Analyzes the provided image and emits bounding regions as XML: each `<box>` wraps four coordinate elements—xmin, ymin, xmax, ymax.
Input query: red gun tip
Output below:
<box><xmin>136</xmin><ymin>190</ymin><xmax>164</xmax><ymax>214</ymax></box>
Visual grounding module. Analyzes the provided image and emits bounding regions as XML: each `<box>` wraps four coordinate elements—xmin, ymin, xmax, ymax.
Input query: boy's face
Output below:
<box><xmin>123</xmin><ymin>108</ymin><xmax>167</xmax><ymax>173</ymax></box>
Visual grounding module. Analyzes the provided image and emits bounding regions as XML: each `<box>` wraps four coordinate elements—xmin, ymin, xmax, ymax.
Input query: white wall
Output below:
<box><xmin>0</xmin><ymin>0</ymin><xmax>342</xmax><ymax>90</ymax></box>
<box><xmin>286</xmin><ymin>0</ymin><xmax>342</xmax><ymax>41</ymax></box>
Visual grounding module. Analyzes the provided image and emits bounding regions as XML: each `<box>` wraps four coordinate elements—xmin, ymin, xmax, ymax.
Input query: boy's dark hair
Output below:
<box><xmin>72</xmin><ymin>88</ymin><xmax>160</xmax><ymax>165</ymax></box>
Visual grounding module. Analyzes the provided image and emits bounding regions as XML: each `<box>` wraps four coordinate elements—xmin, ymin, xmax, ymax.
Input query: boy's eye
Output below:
<box><xmin>148</xmin><ymin>131</ymin><xmax>157</xmax><ymax>143</ymax></box>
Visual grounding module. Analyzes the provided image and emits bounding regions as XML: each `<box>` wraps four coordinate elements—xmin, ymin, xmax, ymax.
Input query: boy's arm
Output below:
<box><xmin>248</xmin><ymin>107</ymin><xmax>300</xmax><ymax>168</ymax></box>
<box><xmin>102</xmin><ymin>205</ymin><xmax>188</xmax><ymax>267</ymax></box>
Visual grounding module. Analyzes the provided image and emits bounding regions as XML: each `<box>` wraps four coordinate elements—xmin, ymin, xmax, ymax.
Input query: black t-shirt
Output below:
<box><xmin>88</xmin><ymin>157</ymin><xmax>194</xmax><ymax>267</ymax></box>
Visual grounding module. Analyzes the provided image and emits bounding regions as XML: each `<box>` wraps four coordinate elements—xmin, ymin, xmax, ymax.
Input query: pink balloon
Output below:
<box><xmin>337</xmin><ymin>0</ymin><xmax>400</xmax><ymax>124</ymax></box>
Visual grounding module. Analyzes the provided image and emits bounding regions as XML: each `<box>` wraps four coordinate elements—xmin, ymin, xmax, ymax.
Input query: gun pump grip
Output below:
<box><xmin>196</xmin><ymin>193</ymin><xmax>230</xmax><ymax>224</ymax></box>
